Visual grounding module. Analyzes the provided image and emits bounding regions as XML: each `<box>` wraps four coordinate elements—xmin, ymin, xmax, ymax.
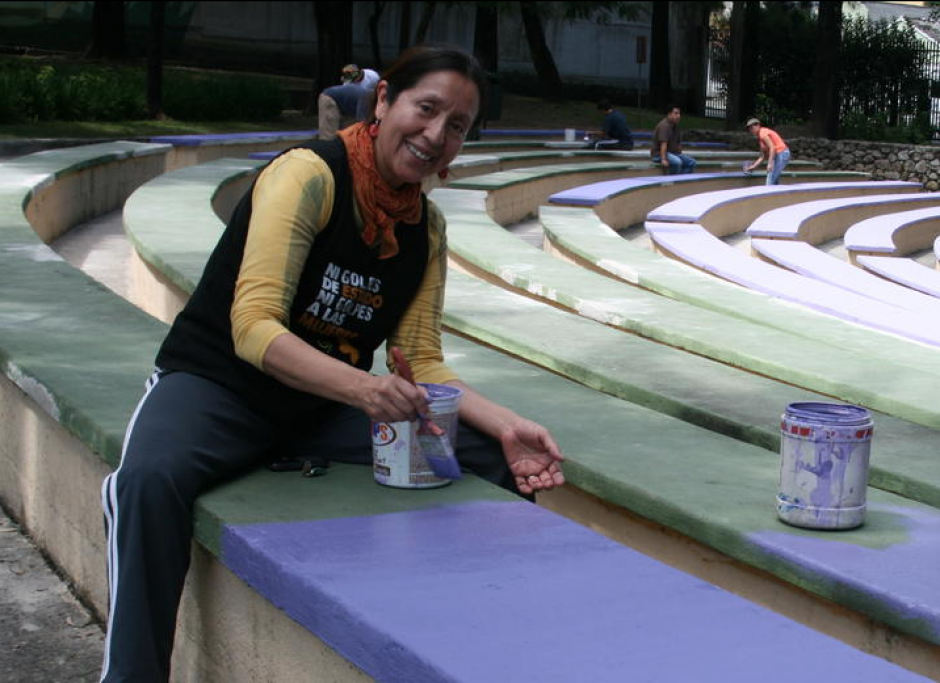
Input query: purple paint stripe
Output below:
<box><xmin>221</xmin><ymin>501</ymin><xmax>925</xmax><ymax>682</ymax></box>
<box><xmin>749</xmin><ymin>503</ymin><xmax>940</xmax><ymax>640</ymax></box>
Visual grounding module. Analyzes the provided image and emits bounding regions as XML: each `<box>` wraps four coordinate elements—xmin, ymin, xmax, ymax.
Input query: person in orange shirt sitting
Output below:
<box><xmin>745</xmin><ymin>117</ymin><xmax>790</xmax><ymax>185</ymax></box>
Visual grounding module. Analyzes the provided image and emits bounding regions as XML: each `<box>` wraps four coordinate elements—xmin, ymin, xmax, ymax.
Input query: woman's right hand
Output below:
<box><xmin>357</xmin><ymin>372</ymin><xmax>429</xmax><ymax>423</ymax></box>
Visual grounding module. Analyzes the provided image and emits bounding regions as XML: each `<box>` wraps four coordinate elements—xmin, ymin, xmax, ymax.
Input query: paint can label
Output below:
<box><xmin>776</xmin><ymin>402</ymin><xmax>873</xmax><ymax>530</ymax></box>
<box><xmin>371</xmin><ymin>383</ymin><xmax>462</xmax><ymax>489</ymax></box>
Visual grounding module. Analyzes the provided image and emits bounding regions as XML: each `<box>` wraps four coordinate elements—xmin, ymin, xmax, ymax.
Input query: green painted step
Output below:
<box><xmin>431</xmin><ymin>188</ymin><xmax>940</xmax><ymax>431</ymax></box>
<box><xmin>540</xmin><ymin>204</ymin><xmax>940</xmax><ymax>376</ymax></box>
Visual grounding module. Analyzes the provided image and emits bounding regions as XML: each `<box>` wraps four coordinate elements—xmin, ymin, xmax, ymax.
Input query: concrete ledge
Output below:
<box><xmin>845</xmin><ymin>208</ymin><xmax>940</xmax><ymax>259</ymax></box>
<box><xmin>548</xmin><ymin>171</ymin><xmax>863</xmax><ymax>230</ymax></box>
<box><xmin>27</xmin><ymin>149</ymin><xmax>932</xmax><ymax>680</ymax></box>
<box><xmin>751</xmin><ymin>239</ymin><xmax>940</xmax><ymax>314</ymax></box>
<box><xmin>432</xmin><ymin>187</ymin><xmax>940</xmax><ymax>431</ymax></box>
<box><xmin>648</xmin><ymin>180</ymin><xmax>917</xmax><ymax>237</ymax></box>
<box><xmin>748</xmin><ymin>193</ymin><xmax>940</xmax><ymax>245</ymax></box>
<box><xmin>645</xmin><ymin>219</ymin><xmax>940</xmax><ymax>348</ymax></box>
<box><xmin>538</xmin><ymin>205</ymin><xmax>940</xmax><ymax>376</ymax></box>
<box><xmin>856</xmin><ymin>256</ymin><xmax>940</xmax><ymax>298</ymax></box>
<box><xmin>150</xmin><ymin>131</ymin><xmax>316</xmax><ymax>171</ymax></box>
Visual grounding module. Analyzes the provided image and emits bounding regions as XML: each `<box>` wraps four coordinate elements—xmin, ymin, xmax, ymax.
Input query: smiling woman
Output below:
<box><xmin>98</xmin><ymin>44</ymin><xmax>564</xmax><ymax>682</ymax></box>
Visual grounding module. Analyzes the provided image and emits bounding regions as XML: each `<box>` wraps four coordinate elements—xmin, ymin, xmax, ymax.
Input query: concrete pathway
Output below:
<box><xmin>0</xmin><ymin>508</ymin><xmax>104</xmax><ymax>682</ymax></box>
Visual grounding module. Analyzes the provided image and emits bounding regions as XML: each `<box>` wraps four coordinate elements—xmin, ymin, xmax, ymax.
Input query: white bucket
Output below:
<box><xmin>371</xmin><ymin>383</ymin><xmax>463</xmax><ymax>489</ymax></box>
<box><xmin>776</xmin><ymin>402</ymin><xmax>873</xmax><ymax>530</ymax></box>
<box><xmin>564</xmin><ymin>128</ymin><xmax>576</xmax><ymax>142</ymax></box>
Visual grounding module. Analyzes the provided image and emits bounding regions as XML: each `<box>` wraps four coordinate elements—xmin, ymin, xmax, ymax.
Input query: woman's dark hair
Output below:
<box><xmin>366</xmin><ymin>44</ymin><xmax>488</xmax><ymax>127</ymax></box>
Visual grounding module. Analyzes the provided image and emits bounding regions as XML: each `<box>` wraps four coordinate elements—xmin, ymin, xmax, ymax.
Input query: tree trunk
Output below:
<box><xmin>811</xmin><ymin>1</ymin><xmax>843</xmax><ymax>139</ymax></box>
<box><xmin>649</xmin><ymin>1</ymin><xmax>671</xmax><ymax>110</ymax></box>
<box><xmin>669</xmin><ymin>2</ymin><xmax>710</xmax><ymax>116</ymax></box>
<box><xmin>414</xmin><ymin>1</ymin><xmax>437</xmax><ymax>43</ymax></box>
<box><xmin>314</xmin><ymin>2</ymin><xmax>353</xmax><ymax>97</ymax></box>
<box><xmin>368</xmin><ymin>1</ymin><xmax>386</xmax><ymax>70</ymax></box>
<box><xmin>87</xmin><ymin>0</ymin><xmax>127</xmax><ymax>60</ymax></box>
<box><xmin>146</xmin><ymin>1</ymin><xmax>165</xmax><ymax>120</ymax></box>
<box><xmin>519</xmin><ymin>1</ymin><xmax>563</xmax><ymax>99</ymax></box>
<box><xmin>725</xmin><ymin>0</ymin><xmax>759</xmax><ymax>130</ymax></box>
<box><xmin>474</xmin><ymin>3</ymin><xmax>499</xmax><ymax>74</ymax></box>
<box><xmin>398</xmin><ymin>1</ymin><xmax>412</xmax><ymax>53</ymax></box>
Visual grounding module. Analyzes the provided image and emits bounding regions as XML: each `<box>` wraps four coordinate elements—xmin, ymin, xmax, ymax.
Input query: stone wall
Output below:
<box><xmin>688</xmin><ymin>130</ymin><xmax>940</xmax><ymax>191</ymax></box>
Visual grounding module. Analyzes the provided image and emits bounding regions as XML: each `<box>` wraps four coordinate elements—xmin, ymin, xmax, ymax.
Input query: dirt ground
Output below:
<box><xmin>0</xmin><ymin>508</ymin><xmax>105</xmax><ymax>682</ymax></box>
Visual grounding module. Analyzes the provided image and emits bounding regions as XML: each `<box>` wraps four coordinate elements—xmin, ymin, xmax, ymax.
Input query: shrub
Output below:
<box><xmin>163</xmin><ymin>70</ymin><xmax>288</xmax><ymax>121</ymax></box>
<box><xmin>0</xmin><ymin>58</ymin><xmax>287</xmax><ymax>123</ymax></box>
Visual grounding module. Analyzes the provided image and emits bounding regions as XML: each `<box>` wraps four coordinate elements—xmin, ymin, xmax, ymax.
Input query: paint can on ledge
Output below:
<box><xmin>371</xmin><ymin>383</ymin><xmax>462</xmax><ymax>489</ymax></box>
<box><xmin>776</xmin><ymin>402</ymin><xmax>873</xmax><ymax>530</ymax></box>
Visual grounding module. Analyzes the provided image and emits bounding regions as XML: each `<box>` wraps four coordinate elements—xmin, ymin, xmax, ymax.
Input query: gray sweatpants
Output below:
<box><xmin>100</xmin><ymin>370</ymin><xmax>516</xmax><ymax>682</ymax></box>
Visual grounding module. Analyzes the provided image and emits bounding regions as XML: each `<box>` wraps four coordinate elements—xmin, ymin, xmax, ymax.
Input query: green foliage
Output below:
<box><xmin>163</xmin><ymin>71</ymin><xmax>288</xmax><ymax>121</ymax></box>
<box><xmin>0</xmin><ymin>58</ymin><xmax>287</xmax><ymax>124</ymax></box>
<box><xmin>841</xmin><ymin>110</ymin><xmax>934</xmax><ymax>145</ymax></box>
<box><xmin>754</xmin><ymin>2</ymin><xmax>816</xmax><ymax>124</ymax></box>
<box><xmin>840</xmin><ymin>17</ymin><xmax>928</xmax><ymax>130</ymax></box>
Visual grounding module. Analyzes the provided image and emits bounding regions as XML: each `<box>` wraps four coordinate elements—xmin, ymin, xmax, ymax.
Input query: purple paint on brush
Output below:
<box><xmin>221</xmin><ymin>501</ymin><xmax>926</xmax><ymax>682</ymax></box>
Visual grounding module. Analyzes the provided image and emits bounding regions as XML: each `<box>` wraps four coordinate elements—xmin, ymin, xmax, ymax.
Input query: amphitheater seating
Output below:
<box><xmin>150</xmin><ymin>130</ymin><xmax>316</xmax><ymax>170</ymax></box>
<box><xmin>644</xmin><ymin>219</ymin><xmax>940</xmax><ymax>347</ymax></box>
<box><xmin>123</xmin><ymin>159</ymin><xmax>940</xmax><ymax>669</ymax></box>
<box><xmin>547</xmin><ymin>171</ymin><xmax>863</xmax><ymax>229</ymax></box>
<box><xmin>538</xmin><ymin>204</ymin><xmax>940</xmax><ymax>375</ymax></box>
<box><xmin>856</xmin><ymin>256</ymin><xmax>940</xmax><ymax>297</ymax></box>
<box><xmin>843</xmin><ymin>207</ymin><xmax>940</xmax><ymax>261</ymax></box>
<box><xmin>7</xmin><ymin>147</ymin><xmax>932</xmax><ymax>680</ymax></box>
<box><xmin>648</xmin><ymin>180</ymin><xmax>920</xmax><ymax>236</ymax></box>
<box><xmin>751</xmin><ymin>239</ymin><xmax>940</xmax><ymax>314</ymax></box>
<box><xmin>747</xmin><ymin>193</ymin><xmax>940</xmax><ymax>244</ymax></box>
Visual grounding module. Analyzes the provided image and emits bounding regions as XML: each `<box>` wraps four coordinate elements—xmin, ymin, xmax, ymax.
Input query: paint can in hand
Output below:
<box><xmin>776</xmin><ymin>402</ymin><xmax>873</xmax><ymax>530</ymax></box>
<box><xmin>371</xmin><ymin>383</ymin><xmax>463</xmax><ymax>489</ymax></box>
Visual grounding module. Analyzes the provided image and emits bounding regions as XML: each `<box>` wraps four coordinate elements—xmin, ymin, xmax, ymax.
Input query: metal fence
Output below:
<box><xmin>705</xmin><ymin>28</ymin><xmax>729</xmax><ymax>119</ymax></box>
<box><xmin>705</xmin><ymin>27</ymin><xmax>940</xmax><ymax>139</ymax></box>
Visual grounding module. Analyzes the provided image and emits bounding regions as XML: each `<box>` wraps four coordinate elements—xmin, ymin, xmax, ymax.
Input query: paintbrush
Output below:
<box><xmin>391</xmin><ymin>347</ymin><xmax>462</xmax><ymax>479</ymax></box>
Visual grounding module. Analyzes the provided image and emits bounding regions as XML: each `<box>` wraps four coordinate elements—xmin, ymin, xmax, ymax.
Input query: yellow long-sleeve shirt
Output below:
<box><xmin>230</xmin><ymin>147</ymin><xmax>458</xmax><ymax>385</ymax></box>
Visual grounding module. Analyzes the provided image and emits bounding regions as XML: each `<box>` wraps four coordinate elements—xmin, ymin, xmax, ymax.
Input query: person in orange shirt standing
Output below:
<box><xmin>745</xmin><ymin>117</ymin><xmax>790</xmax><ymax>185</ymax></box>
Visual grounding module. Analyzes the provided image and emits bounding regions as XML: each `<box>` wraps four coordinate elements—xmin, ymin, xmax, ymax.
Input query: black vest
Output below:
<box><xmin>156</xmin><ymin>139</ymin><xmax>430</xmax><ymax>420</ymax></box>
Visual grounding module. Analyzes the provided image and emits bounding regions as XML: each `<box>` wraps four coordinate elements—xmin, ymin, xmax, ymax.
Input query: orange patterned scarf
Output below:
<box><xmin>338</xmin><ymin>122</ymin><xmax>422</xmax><ymax>259</ymax></box>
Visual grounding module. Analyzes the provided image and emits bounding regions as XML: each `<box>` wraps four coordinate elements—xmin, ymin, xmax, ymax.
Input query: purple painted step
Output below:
<box><xmin>857</xmin><ymin>256</ymin><xmax>940</xmax><ymax>298</ymax></box>
<box><xmin>645</xmin><ymin>220</ymin><xmax>940</xmax><ymax>347</ymax></box>
<box><xmin>648</xmin><ymin>181</ymin><xmax>921</xmax><ymax>223</ymax></box>
<box><xmin>222</xmin><ymin>501</ymin><xmax>927</xmax><ymax>683</ymax></box>
<box><xmin>549</xmin><ymin>172</ymin><xmax>747</xmax><ymax>207</ymax></box>
<box><xmin>150</xmin><ymin>130</ymin><xmax>317</xmax><ymax>147</ymax></box>
<box><xmin>751</xmin><ymin>239</ymin><xmax>940</xmax><ymax>314</ymax></box>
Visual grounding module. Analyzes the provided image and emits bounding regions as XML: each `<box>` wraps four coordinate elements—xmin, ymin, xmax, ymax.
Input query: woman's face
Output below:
<box><xmin>373</xmin><ymin>70</ymin><xmax>479</xmax><ymax>188</ymax></box>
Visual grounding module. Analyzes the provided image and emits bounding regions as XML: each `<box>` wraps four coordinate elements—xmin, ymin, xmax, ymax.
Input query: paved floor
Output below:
<box><xmin>1</xmin><ymin>507</ymin><xmax>105</xmax><ymax>682</ymax></box>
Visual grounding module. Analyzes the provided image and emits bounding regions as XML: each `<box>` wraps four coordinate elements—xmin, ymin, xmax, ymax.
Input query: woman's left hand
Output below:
<box><xmin>499</xmin><ymin>419</ymin><xmax>566</xmax><ymax>495</ymax></box>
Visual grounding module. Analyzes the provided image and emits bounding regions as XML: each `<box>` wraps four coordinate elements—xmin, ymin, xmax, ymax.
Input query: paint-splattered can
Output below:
<box><xmin>371</xmin><ymin>383</ymin><xmax>463</xmax><ymax>489</ymax></box>
<box><xmin>776</xmin><ymin>402</ymin><xmax>873</xmax><ymax>530</ymax></box>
